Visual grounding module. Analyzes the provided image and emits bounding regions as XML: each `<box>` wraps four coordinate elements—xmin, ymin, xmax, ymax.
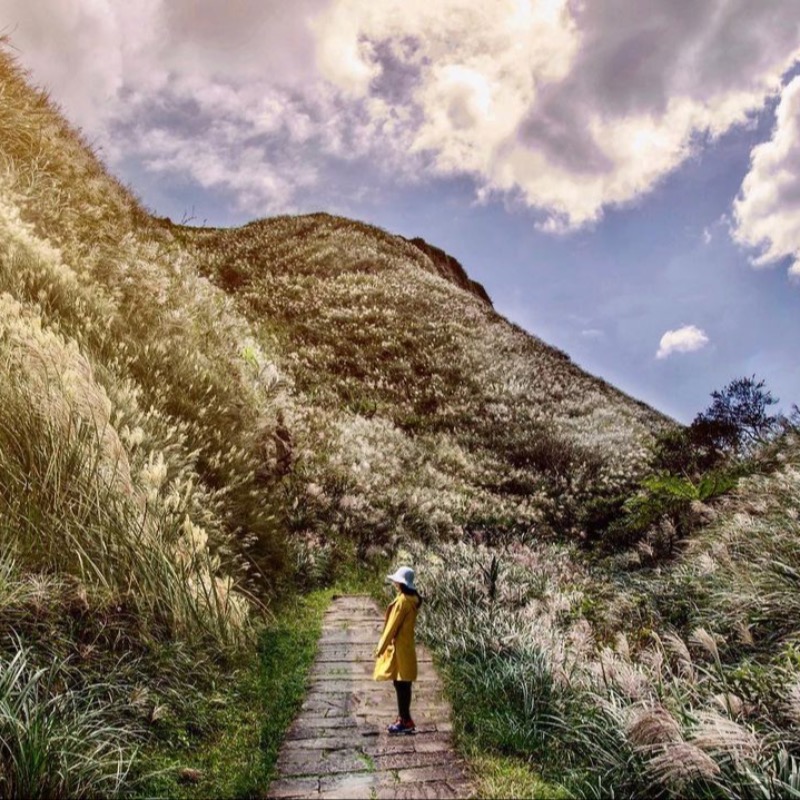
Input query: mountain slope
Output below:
<box><xmin>183</xmin><ymin>214</ymin><xmax>668</xmax><ymax>546</ymax></box>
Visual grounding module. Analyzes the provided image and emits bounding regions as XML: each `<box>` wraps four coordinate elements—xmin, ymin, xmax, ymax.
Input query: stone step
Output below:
<box><xmin>278</xmin><ymin>749</ymin><xmax>460</xmax><ymax>779</ymax></box>
<box><xmin>281</xmin><ymin>733</ymin><xmax>452</xmax><ymax>754</ymax></box>
<box><xmin>314</xmin><ymin>660</ymin><xmax>435</xmax><ymax>676</ymax></box>
<box><xmin>309</xmin><ymin>676</ymin><xmax>439</xmax><ymax>690</ymax></box>
<box><xmin>314</xmin><ymin>651</ymin><xmax>433</xmax><ymax>664</ymax></box>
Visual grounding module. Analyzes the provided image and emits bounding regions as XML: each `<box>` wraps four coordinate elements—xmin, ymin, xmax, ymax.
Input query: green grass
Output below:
<box><xmin>438</xmin><ymin>649</ymin><xmax>575</xmax><ymax>798</ymax></box>
<box><xmin>334</xmin><ymin>557</ymin><xmax>392</xmax><ymax>603</ymax></box>
<box><xmin>137</xmin><ymin>588</ymin><xmax>333</xmax><ymax>798</ymax></box>
<box><xmin>467</xmin><ymin>750</ymin><xmax>571</xmax><ymax>800</ymax></box>
<box><xmin>433</xmin><ymin>638</ymin><xmax>572</xmax><ymax>798</ymax></box>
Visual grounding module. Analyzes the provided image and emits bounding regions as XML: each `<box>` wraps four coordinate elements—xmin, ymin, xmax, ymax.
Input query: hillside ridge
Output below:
<box><xmin>168</xmin><ymin>212</ymin><xmax>494</xmax><ymax>308</ymax></box>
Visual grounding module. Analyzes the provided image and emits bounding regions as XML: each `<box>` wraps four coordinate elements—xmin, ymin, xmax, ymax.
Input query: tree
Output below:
<box><xmin>691</xmin><ymin>375</ymin><xmax>781</xmax><ymax>456</ymax></box>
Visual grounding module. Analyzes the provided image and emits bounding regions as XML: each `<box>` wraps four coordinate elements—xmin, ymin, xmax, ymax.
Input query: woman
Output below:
<box><xmin>373</xmin><ymin>566</ymin><xmax>422</xmax><ymax>734</ymax></box>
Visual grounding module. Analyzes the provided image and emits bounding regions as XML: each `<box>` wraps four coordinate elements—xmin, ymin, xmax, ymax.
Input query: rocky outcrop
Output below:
<box><xmin>404</xmin><ymin>236</ymin><xmax>493</xmax><ymax>307</ymax></box>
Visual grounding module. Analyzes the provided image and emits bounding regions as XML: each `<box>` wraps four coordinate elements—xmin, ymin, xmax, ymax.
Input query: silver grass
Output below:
<box><xmin>639</xmin><ymin>645</ymin><xmax>665</xmax><ymax>677</ymax></box>
<box><xmin>636</xmin><ymin>540</ymin><xmax>655</xmax><ymax>561</ymax></box>
<box><xmin>690</xmin><ymin>627</ymin><xmax>722</xmax><ymax>663</ymax></box>
<box><xmin>614</xmin><ymin>631</ymin><xmax>631</xmax><ymax>661</ymax></box>
<box><xmin>786</xmin><ymin>680</ymin><xmax>800</xmax><ymax>726</ymax></box>
<box><xmin>695</xmin><ymin>552</ymin><xmax>718</xmax><ymax>576</ymax></box>
<box><xmin>710</xmin><ymin>540</ymin><xmax>732</xmax><ymax>567</ymax></box>
<box><xmin>691</xmin><ymin>710</ymin><xmax>760</xmax><ymax>767</ymax></box>
<box><xmin>611</xmin><ymin>660</ymin><xmax>651</xmax><ymax>701</ymax></box>
<box><xmin>735</xmin><ymin>621</ymin><xmax>754</xmax><ymax>646</ymax></box>
<box><xmin>646</xmin><ymin>741</ymin><xmax>722</xmax><ymax>786</ymax></box>
<box><xmin>710</xmin><ymin>692</ymin><xmax>745</xmax><ymax>719</ymax></box>
<box><xmin>663</xmin><ymin>632</ymin><xmax>696</xmax><ymax>681</ymax></box>
<box><xmin>567</xmin><ymin>619</ymin><xmax>594</xmax><ymax>660</ymax></box>
<box><xmin>627</xmin><ymin>706</ymin><xmax>683</xmax><ymax>748</ymax></box>
<box><xmin>663</xmin><ymin>631</ymin><xmax>691</xmax><ymax>664</ymax></box>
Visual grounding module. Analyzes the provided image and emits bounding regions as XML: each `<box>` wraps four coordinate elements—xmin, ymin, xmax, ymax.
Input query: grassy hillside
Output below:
<box><xmin>12</xmin><ymin>38</ymin><xmax>796</xmax><ymax>798</ymax></box>
<box><xmin>184</xmin><ymin>214</ymin><xmax>667</xmax><ymax>558</ymax></box>
<box><xmin>1</xmin><ymin>41</ymin><xmax>280</xmax><ymax>794</ymax></box>
<box><xmin>409</xmin><ymin>429</ymin><xmax>800</xmax><ymax>798</ymax></box>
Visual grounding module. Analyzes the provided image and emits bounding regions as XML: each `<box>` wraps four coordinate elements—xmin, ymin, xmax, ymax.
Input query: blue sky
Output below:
<box><xmin>4</xmin><ymin>0</ymin><xmax>799</xmax><ymax>422</ymax></box>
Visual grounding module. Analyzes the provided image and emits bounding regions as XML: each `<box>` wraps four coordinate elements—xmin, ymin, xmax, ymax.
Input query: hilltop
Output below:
<box><xmin>181</xmin><ymin>212</ymin><xmax>668</xmax><ymax>556</ymax></box>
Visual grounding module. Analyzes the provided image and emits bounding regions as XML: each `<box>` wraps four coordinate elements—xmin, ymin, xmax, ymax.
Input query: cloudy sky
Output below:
<box><xmin>3</xmin><ymin>0</ymin><xmax>799</xmax><ymax>421</ymax></box>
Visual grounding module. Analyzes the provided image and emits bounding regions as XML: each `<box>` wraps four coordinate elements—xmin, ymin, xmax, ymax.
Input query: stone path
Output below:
<box><xmin>266</xmin><ymin>595</ymin><xmax>473</xmax><ymax>800</ymax></box>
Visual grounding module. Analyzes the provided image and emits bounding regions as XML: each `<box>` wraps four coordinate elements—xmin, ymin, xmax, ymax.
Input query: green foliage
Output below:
<box><xmin>601</xmin><ymin>472</ymin><xmax>739</xmax><ymax>556</ymax></box>
<box><xmin>626</xmin><ymin>474</ymin><xmax>701</xmax><ymax>524</ymax></box>
<box><xmin>0</xmin><ymin>646</ymin><xmax>133</xmax><ymax>799</ymax></box>
<box><xmin>258</xmin><ymin>592</ymin><xmax>332</xmax><ymax>785</ymax></box>
<box><xmin>619</xmin><ymin>377</ymin><xmax>787</xmax><ymax>558</ymax></box>
<box><xmin>578</xmin><ymin>492</ymin><xmax>631</xmax><ymax>546</ymax></box>
<box><xmin>444</xmin><ymin>646</ymin><xmax>563</xmax><ymax>758</ymax></box>
<box><xmin>651</xmin><ymin>426</ymin><xmax>720</xmax><ymax>475</ymax></box>
<box><xmin>650</xmin><ymin>376</ymin><xmax>785</xmax><ymax>478</ymax></box>
<box><xmin>467</xmin><ymin>750</ymin><xmax>571</xmax><ymax>800</ymax></box>
<box><xmin>584</xmin><ymin>380</ymin><xmax>782</xmax><ymax>553</ymax></box>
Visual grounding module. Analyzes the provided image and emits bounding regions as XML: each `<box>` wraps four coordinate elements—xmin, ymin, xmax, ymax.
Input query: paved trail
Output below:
<box><xmin>267</xmin><ymin>595</ymin><xmax>473</xmax><ymax>799</ymax></box>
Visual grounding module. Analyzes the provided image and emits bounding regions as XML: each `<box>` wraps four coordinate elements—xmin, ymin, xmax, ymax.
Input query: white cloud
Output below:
<box><xmin>310</xmin><ymin>0</ymin><xmax>800</xmax><ymax>229</ymax></box>
<box><xmin>133</xmin><ymin>126</ymin><xmax>319</xmax><ymax>213</ymax></box>
<box><xmin>2</xmin><ymin>0</ymin><xmax>335</xmax><ymax>215</ymax></box>
<box><xmin>656</xmin><ymin>325</ymin><xmax>710</xmax><ymax>359</ymax></box>
<box><xmin>703</xmin><ymin>227</ymin><xmax>713</xmax><ymax>245</ymax></box>
<box><xmin>1</xmin><ymin>0</ymin><xmax>155</xmax><ymax>127</ymax></box>
<box><xmin>732</xmin><ymin>75</ymin><xmax>800</xmax><ymax>279</ymax></box>
<box><xmin>4</xmin><ymin>0</ymin><xmax>800</xmax><ymax>225</ymax></box>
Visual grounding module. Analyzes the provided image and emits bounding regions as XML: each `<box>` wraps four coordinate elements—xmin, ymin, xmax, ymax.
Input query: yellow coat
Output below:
<box><xmin>373</xmin><ymin>593</ymin><xmax>420</xmax><ymax>682</ymax></box>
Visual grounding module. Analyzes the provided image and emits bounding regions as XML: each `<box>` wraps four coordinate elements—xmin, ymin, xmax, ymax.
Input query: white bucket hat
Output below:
<box><xmin>387</xmin><ymin>566</ymin><xmax>416</xmax><ymax>591</ymax></box>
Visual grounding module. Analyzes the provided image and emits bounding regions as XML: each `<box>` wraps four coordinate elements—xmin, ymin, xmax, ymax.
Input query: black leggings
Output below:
<box><xmin>393</xmin><ymin>680</ymin><xmax>413</xmax><ymax>721</ymax></box>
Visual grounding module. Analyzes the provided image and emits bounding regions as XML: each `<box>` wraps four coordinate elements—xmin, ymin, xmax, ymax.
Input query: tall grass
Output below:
<box><xmin>0</xmin><ymin>296</ymin><xmax>250</xmax><ymax>648</ymax></box>
<box><xmin>406</xmin><ymin>439</ymin><xmax>800</xmax><ymax>798</ymax></box>
<box><xmin>0</xmin><ymin>292</ymin><xmax>254</xmax><ymax>794</ymax></box>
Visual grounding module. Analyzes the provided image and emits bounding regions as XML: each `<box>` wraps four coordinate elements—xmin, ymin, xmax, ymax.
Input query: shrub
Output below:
<box><xmin>652</xmin><ymin>426</ymin><xmax>721</xmax><ymax>475</ymax></box>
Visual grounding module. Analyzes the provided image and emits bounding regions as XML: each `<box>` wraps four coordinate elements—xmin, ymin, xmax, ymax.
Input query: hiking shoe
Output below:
<box><xmin>387</xmin><ymin>718</ymin><xmax>416</xmax><ymax>735</ymax></box>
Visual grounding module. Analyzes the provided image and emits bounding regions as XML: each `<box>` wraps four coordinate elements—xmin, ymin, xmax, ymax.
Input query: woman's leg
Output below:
<box><xmin>393</xmin><ymin>680</ymin><xmax>403</xmax><ymax>719</ymax></box>
<box><xmin>393</xmin><ymin>680</ymin><xmax>412</xmax><ymax>721</ymax></box>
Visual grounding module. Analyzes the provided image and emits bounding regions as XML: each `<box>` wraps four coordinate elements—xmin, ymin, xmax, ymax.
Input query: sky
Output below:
<box><xmin>2</xmin><ymin>0</ymin><xmax>799</xmax><ymax>422</ymax></box>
